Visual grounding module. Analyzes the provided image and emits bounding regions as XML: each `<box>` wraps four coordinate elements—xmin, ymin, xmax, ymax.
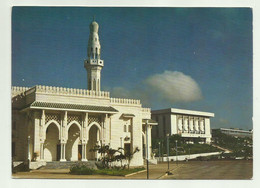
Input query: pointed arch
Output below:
<box><xmin>44</xmin><ymin>120</ymin><xmax>60</xmax><ymax>134</ymax></box>
<box><xmin>88</xmin><ymin>121</ymin><xmax>102</xmax><ymax>132</ymax></box>
<box><xmin>87</xmin><ymin>122</ymin><xmax>102</xmax><ymax>160</ymax></box>
<box><xmin>67</xmin><ymin>120</ymin><xmax>82</xmax><ymax>132</ymax></box>
<box><xmin>66</xmin><ymin>122</ymin><xmax>81</xmax><ymax>161</ymax></box>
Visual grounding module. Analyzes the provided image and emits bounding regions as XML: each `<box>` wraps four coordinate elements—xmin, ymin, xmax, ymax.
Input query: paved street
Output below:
<box><xmin>163</xmin><ymin>160</ymin><xmax>253</xmax><ymax>180</ymax></box>
<box><xmin>12</xmin><ymin>160</ymin><xmax>252</xmax><ymax>180</ymax></box>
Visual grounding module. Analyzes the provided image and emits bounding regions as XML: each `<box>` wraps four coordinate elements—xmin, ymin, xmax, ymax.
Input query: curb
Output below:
<box><xmin>124</xmin><ymin>169</ymin><xmax>147</xmax><ymax>177</ymax></box>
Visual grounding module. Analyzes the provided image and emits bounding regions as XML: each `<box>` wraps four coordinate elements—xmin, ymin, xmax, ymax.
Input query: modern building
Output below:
<box><xmin>12</xmin><ymin>20</ymin><xmax>157</xmax><ymax>168</ymax></box>
<box><xmin>212</xmin><ymin>128</ymin><xmax>253</xmax><ymax>138</ymax></box>
<box><xmin>151</xmin><ymin>108</ymin><xmax>214</xmax><ymax>143</ymax></box>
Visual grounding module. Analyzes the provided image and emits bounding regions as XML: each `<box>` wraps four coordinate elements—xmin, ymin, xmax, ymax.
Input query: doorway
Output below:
<box><xmin>56</xmin><ymin>144</ymin><xmax>61</xmax><ymax>161</ymax></box>
<box><xmin>78</xmin><ymin>145</ymin><xmax>82</xmax><ymax>161</ymax></box>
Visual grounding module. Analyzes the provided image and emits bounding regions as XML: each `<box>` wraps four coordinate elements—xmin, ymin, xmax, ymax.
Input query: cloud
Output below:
<box><xmin>144</xmin><ymin>71</ymin><xmax>203</xmax><ymax>103</ymax></box>
<box><xmin>109</xmin><ymin>70</ymin><xmax>203</xmax><ymax>106</ymax></box>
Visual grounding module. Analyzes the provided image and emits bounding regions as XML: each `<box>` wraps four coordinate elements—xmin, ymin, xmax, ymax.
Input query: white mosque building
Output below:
<box><xmin>12</xmin><ymin>20</ymin><xmax>157</xmax><ymax>168</ymax></box>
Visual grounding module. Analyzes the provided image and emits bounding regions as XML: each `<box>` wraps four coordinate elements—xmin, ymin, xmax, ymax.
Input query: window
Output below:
<box><xmin>128</xmin><ymin>125</ymin><xmax>131</xmax><ymax>132</ymax></box>
<box><xmin>124</xmin><ymin>125</ymin><xmax>127</xmax><ymax>132</ymax></box>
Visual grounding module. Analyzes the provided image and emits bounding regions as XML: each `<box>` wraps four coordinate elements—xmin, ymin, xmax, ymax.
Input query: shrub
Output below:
<box><xmin>69</xmin><ymin>164</ymin><xmax>145</xmax><ymax>176</ymax></box>
<box><xmin>70</xmin><ymin>164</ymin><xmax>95</xmax><ymax>175</ymax></box>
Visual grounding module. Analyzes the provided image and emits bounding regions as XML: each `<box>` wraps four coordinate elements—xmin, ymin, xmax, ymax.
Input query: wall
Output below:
<box><xmin>159</xmin><ymin>151</ymin><xmax>222</xmax><ymax>162</ymax></box>
<box><xmin>109</xmin><ymin>104</ymin><xmax>144</xmax><ymax>166</ymax></box>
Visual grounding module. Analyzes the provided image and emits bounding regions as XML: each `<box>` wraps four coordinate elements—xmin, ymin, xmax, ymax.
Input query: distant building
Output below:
<box><xmin>212</xmin><ymin>128</ymin><xmax>253</xmax><ymax>138</ymax></box>
<box><xmin>151</xmin><ymin>108</ymin><xmax>214</xmax><ymax>144</ymax></box>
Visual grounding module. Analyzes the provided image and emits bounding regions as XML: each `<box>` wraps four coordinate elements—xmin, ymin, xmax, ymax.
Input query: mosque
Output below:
<box><xmin>12</xmin><ymin>20</ymin><xmax>157</xmax><ymax>168</ymax></box>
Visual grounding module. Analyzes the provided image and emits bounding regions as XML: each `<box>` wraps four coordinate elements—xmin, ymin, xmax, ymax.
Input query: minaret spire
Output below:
<box><xmin>84</xmin><ymin>19</ymin><xmax>104</xmax><ymax>91</ymax></box>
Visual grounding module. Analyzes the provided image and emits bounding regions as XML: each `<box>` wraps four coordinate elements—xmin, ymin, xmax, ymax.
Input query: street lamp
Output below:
<box><xmin>158</xmin><ymin>142</ymin><xmax>161</xmax><ymax>162</ymax></box>
<box><xmin>120</xmin><ymin>137</ymin><xmax>123</xmax><ymax>167</ymax></box>
<box><xmin>28</xmin><ymin>136</ymin><xmax>30</xmax><ymax>161</ymax></box>
<box><xmin>166</xmin><ymin>134</ymin><xmax>170</xmax><ymax>172</ymax></box>
<box><xmin>175</xmin><ymin>140</ymin><xmax>178</xmax><ymax>166</ymax></box>
<box><xmin>146</xmin><ymin>122</ymin><xmax>149</xmax><ymax>179</ymax></box>
<box><xmin>189</xmin><ymin>147</ymin><xmax>191</xmax><ymax>160</ymax></box>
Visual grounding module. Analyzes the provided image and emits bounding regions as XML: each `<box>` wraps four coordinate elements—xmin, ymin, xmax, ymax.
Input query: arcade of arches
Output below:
<box><xmin>34</xmin><ymin>110</ymin><xmax>104</xmax><ymax>162</ymax></box>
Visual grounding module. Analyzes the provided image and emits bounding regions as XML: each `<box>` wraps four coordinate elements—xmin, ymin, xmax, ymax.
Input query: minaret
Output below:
<box><xmin>84</xmin><ymin>19</ymin><xmax>104</xmax><ymax>91</ymax></box>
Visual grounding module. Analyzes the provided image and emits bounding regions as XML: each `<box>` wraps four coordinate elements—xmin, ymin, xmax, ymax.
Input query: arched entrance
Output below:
<box><xmin>44</xmin><ymin>123</ymin><xmax>60</xmax><ymax>161</ymax></box>
<box><xmin>86</xmin><ymin>124</ymin><xmax>100</xmax><ymax>160</ymax></box>
<box><xmin>66</xmin><ymin>124</ymin><xmax>81</xmax><ymax>161</ymax></box>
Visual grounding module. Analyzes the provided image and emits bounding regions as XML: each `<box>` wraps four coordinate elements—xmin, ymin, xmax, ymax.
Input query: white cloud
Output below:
<box><xmin>144</xmin><ymin>71</ymin><xmax>203</xmax><ymax>103</ymax></box>
<box><xmin>108</xmin><ymin>70</ymin><xmax>203</xmax><ymax>106</ymax></box>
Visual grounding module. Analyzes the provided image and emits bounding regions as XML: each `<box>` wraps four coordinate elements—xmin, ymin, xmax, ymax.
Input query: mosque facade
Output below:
<box><xmin>12</xmin><ymin>20</ymin><xmax>157</xmax><ymax>168</ymax></box>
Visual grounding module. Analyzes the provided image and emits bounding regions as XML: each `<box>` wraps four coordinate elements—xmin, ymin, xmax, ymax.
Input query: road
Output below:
<box><xmin>163</xmin><ymin>160</ymin><xmax>253</xmax><ymax>179</ymax></box>
<box><xmin>12</xmin><ymin>160</ymin><xmax>252</xmax><ymax>180</ymax></box>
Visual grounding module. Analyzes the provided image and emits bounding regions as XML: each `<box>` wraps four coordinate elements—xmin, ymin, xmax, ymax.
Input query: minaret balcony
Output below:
<box><xmin>84</xmin><ymin>59</ymin><xmax>104</xmax><ymax>67</ymax></box>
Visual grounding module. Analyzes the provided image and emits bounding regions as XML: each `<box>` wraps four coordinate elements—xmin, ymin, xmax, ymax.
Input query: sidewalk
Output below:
<box><xmin>12</xmin><ymin>162</ymin><xmax>180</xmax><ymax>179</ymax></box>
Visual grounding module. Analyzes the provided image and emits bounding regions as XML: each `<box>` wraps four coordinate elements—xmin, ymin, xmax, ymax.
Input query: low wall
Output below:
<box><xmin>157</xmin><ymin>152</ymin><xmax>222</xmax><ymax>162</ymax></box>
<box><xmin>29</xmin><ymin>161</ymin><xmax>47</xmax><ymax>169</ymax></box>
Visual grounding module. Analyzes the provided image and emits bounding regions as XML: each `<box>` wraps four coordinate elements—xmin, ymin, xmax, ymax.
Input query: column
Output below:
<box><xmin>104</xmin><ymin>114</ymin><xmax>109</xmax><ymax>145</ymax></box>
<box><xmin>146</xmin><ymin>124</ymin><xmax>152</xmax><ymax>160</ymax></box>
<box><xmin>39</xmin><ymin>142</ymin><xmax>44</xmax><ymax>161</ymax></box>
<box><xmin>83</xmin><ymin>112</ymin><xmax>88</xmax><ymax>142</ymax></box>
<box><xmin>60</xmin><ymin>111</ymin><xmax>67</xmax><ymax>162</ymax></box>
<box><xmin>62</xmin><ymin>111</ymin><xmax>68</xmax><ymax>139</ymax></box>
<box><xmin>81</xmin><ymin>143</ymin><xmax>88</xmax><ymax>161</ymax></box>
<box><xmin>60</xmin><ymin>143</ymin><xmax>66</xmax><ymax>162</ymax></box>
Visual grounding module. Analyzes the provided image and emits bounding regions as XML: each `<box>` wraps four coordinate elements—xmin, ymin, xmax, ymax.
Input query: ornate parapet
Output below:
<box><xmin>12</xmin><ymin>85</ymin><xmax>111</xmax><ymax>99</ymax></box>
<box><xmin>142</xmin><ymin>108</ymin><xmax>151</xmax><ymax>113</ymax></box>
<box><xmin>35</xmin><ymin>85</ymin><xmax>110</xmax><ymax>98</ymax></box>
<box><xmin>12</xmin><ymin>86</ymin><xmax>30</xmax><ymax>97</ymax></box>
<box><xmin>110</xmin><ymin>97</ymin><xmax>141</xmax><ymax>106</ymax></box>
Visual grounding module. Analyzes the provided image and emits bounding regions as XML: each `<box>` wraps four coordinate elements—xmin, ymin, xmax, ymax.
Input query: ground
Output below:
<box><xmin>12</xmin><ymin>160</ymin><xmax>252</xmax><ymax>180</ymax></box>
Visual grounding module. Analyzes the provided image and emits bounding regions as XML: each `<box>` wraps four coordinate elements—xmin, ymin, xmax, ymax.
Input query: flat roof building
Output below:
<box><xmin>151</xmin><ymin>108</ymin><xmax>214</xmax><ymax>144</ymax></box>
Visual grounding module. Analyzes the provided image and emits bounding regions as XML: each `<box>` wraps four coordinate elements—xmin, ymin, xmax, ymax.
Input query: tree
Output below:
<box><xmin>124</xmin><ymin>147</ymin><xmax>140</xmax><ymax>169</ymax></box>
<box><xmin>90</xmin><ymin>145</ymin><xmax>140</xmax><ymax>169</ymax></box>
<box><xmin>90</xmin><ymin>145</ymin><xmax>124</xmax><ymax>169</ymax></box>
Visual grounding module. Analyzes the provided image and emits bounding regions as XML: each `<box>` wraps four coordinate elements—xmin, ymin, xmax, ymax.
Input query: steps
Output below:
<box><xmin>40</xmin><ymin>161</ymin><xmax>97</xmax><ymax>169</ymax></box>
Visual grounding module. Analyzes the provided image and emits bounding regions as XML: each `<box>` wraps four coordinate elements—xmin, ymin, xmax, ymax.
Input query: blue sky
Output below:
<box><xmin>12</xmin><ymin>7</ymin><xmax>252</xmax><ymax>130</ymax></box>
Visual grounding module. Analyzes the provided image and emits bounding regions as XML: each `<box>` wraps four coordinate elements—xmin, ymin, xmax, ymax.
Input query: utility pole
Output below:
<box><xmin>158</xmin><ymin>142</ymin><xmax>161</xmax><ymax>162</ymax></box>
<box><xmin>167</xmin><ymin>134</ymin><xmax>169</xmax><ymax>172</ymax></box>
<box><xmin>146</xmin><ymin>122</ymin><xmax>149</xmax><ymax>179</ymax></box>
<box><xmin>176</xmin><ymin>140</ymin><xmax>178</xmax><ymax>166</ymax></box>
<box><xmin>189</xmin><ymin>147</ymin><xmax>191</xmax><ymax>160</ymax></box>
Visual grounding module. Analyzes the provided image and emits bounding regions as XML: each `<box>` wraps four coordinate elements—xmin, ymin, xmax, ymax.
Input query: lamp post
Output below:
<box><xmin>158</xmin><ymin>142</ymin><xmax>161</xmax><ymax>162</ymax></box>
<box><xmin>175</xmin><ymin>140</ymin><xmax>178</xmax><ymax>166</ymax></box>
<box><xmin>146</xmin><ymin>121</ymin><xmax>149</xmax><ymax>179</ymax></box>
<box><xmin>28</xmin><ymin>136</ymin><xmax>30</xmax><ymax>161</ymax></box>
<box><xmin>166</xmin><ymin>134</ymin><xmax>170</xmax><ymax>172</ymax></box>
<box><xmin>189</xmin><ymin>147</ymin><xmax>191</xmax><ymax>160</ymax></box>
<box><xmin>120</xmin><ymin>137</ymin><xmax>123</xmax><ymax>167</ymax></box>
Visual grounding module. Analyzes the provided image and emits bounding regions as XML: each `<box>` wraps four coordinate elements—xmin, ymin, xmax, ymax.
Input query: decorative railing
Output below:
<box><xmin>12</xmin><ymin>85</ymin><xmax>110</xmax><ymax>98</ymax></box>
<box><xmin>12</xmin><ymin>86</ymin><xmax>30</xmax><ymax>97</ymax></box>
<box><xmin>110</xmin><ymin>97</ymin><xmax>141</xmax><ymax>105</ymax></box>
<box><xmin>142</xmin><ymin>108</ymin><xmax>151</xmax><ymax>113</ymax></box>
